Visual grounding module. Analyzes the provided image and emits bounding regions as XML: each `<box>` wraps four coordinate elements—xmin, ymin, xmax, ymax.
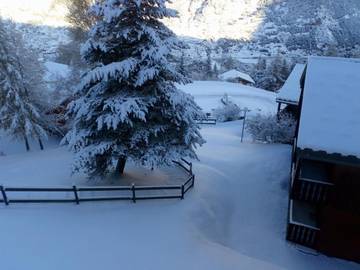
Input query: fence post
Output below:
<box><xmin>190</xmin><ymin>162</ymin><xmax>193</xmax><ymax>175</ymax></box>
<box><xmin>132</xmin><ymin>184</ymin><xmax>136</xmax><ymax>203</ymax></box>
<box><xmin>0</xmin><ymin>186</ymin><xmax>8</xmax><ymax>205</ymax></box>
<box><xmin>191</xmin><ymin>175</ymin><xmax>195</xmax><ymax>188</ymax></box>
<box><xmin>181</xmin><ymin>185</ymin><xmax>185</xmax><ymax>200</ymax></box>
<box><xmin>73</xmin><ymin>185</ymin><xmax>79</xmax><ymax>205</ymax></box>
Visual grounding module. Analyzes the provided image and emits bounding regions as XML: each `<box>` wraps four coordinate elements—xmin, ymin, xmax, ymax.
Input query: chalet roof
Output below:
<box><xmin>44</xmin><ymin>61</ymin><xmax>71</xmax><ymax>82</ymax></box>
<box><xmin>219</xmin><ymin>69</ymin><xmax>255</xmax><ymax>84</ymax></box>
<box><xmin>297</xmin><ymin>56</ymin><xmax>360</xmax><ymax>160</ymax></box>
<box><xmin>276</xmin><ymin>64</ymin><xmax>306</xmax><ymax>105</ymax></box>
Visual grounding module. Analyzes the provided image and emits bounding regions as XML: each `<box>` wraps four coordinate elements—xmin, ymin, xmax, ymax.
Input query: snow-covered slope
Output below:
<box><xmin>0</xmin><ymin>0</ymin><xmax>68</xmax><ymax>27</ymax></box>
<box><xmin>0</xmin><ymin>0</ymin><xmax>69</xmax><ymax>59</ymax></box>
<box><xmin>1</xmin><ymin>0</ymin><xmax>360</xmax><ymax>61</ymax></box>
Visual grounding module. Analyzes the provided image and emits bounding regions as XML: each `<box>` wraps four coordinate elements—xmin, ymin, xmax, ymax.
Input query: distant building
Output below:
<box><xmin>218</xmin><ymin>69</ymin><xmax>255</xmax><ymax>85</ymax></box>
<box><xmin>287</xmin><ymin>57</ymin><xmax>360</xmax><ymax>263</ymax></box>
<box><xmin>276</xmin><ymin>63</ymin><xmax>306</xmax><ymax>117</ymax></box>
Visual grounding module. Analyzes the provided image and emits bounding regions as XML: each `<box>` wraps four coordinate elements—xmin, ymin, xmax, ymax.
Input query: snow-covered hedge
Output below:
<box><xmin>213</xmin><ymin>94</ymin><xmax>242</xmax><ymax>122</ymax></box>
<box><xmin>246</xmin><ymin>113</ymin><xmax>296</xmax><ymax>144</ymax></box>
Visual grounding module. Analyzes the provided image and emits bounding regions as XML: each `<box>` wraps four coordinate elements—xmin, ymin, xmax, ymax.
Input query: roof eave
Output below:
<box><xmin>275</xmin><ymin>98</ymin><xmax>299</xmax><ymax>106</ymax></box>
<box><xmin>296</xmin><ymin>147</ymin><xmax>360</xmax><ymax>168</ymax></box>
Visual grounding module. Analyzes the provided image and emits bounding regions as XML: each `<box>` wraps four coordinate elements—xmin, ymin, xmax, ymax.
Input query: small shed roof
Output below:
<box><xmin>276</xmin><ymin>64</ymin><xmax>306</xmax><ymax>105</ymax></box>
<box><xmin>44</xmin><ymin>61</ymin><xmax>71</xmax><ymax>82</ymax></box>
<box><xmin>297</xmin><ymin>56</ymin><xmax>360</xmax><ymax>159</ymax></box>
<box><xmin>219</xmin><ymin>69</ymin><xmax>255</xmax><ymax>84</ymax></box>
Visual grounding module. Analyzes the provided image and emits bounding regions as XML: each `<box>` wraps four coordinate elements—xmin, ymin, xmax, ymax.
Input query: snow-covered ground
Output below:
<box><xmin>179</xmin><ymin>81</ymin><xmax>277</xmax><ymax>114</ymax></box>
<box><xmin>0</xmin><ymin>81</ymin><xmax>358</xmax><ymax>269</ymax></box>
<box><xmin>0</xmin><ymin>122</ymin><xmax>358</xmax><ymax>270</ymax></box>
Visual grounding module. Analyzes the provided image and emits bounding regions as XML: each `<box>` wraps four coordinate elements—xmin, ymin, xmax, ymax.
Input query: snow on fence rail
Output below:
<box><xmin>195</xmin><ymin>113</ymin><xmax>217</xmax><ymax>125</ymax></box>
<box><xmin>196</xmin><ymin>118</ymin><xmax>217</xmax><ymax>125</ymax></box>
<box><xmin>0</xmin><ymin>159</ymin><xmax>195</xmax><ymax>205</ymax></box>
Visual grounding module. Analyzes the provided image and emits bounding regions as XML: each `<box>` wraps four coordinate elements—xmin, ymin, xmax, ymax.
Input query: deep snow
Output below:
<box><xmin>0</xmin><ymin>122</ymin><xmax>358</xmax><ymax>270</ymax></box>
<box><xmin>0</xmin><ymin>81</ymin><xmax>358</xmax><ymax>269</ymax></box>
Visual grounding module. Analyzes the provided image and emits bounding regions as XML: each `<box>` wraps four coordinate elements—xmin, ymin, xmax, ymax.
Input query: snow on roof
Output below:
<box><xmin>178</xmin><ymin>81</ymin><xmax>276</xmax><ymax>114</ymax></box>
<box><xmin>276</xmin><ymin>64</ymin><xmax>306</xmax><ymax>105</ymax></box>
<box><xmin>297</xmin><ymin>56</ymin><xmax>360</xmax><ymax>159</ymax></box>
<box><xmin>44</xmin><ymin>61</ymin><xmax>71</xmax><ymax>82</ymax></box>
<box><xmin>219</xmin><ymin>69</ymin><xmax>255</xmax><ymax>84</ymax></box>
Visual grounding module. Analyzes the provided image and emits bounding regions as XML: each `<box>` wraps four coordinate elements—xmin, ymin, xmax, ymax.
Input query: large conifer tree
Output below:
<box><xmin>65</xmin><ymin>0</ymin><xmax>205</xmax><ymax>178</ymax></box>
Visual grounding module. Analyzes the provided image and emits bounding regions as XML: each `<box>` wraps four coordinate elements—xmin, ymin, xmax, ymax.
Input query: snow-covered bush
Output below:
<box><xmin>213</xmin><ymin>94</ymin><xmax>242</xmax><ymax>122</ymax></box>
<box><xmin>246</xmin><ymin>113</ymin><xmax>296</xmax><ymax>144</ymax></box>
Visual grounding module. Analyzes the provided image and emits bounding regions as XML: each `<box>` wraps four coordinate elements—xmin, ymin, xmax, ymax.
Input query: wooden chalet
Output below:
<box><xmin>219</xmin><ymin>69</ymin><xmax>255</xmax><ymax>86</ymax></box>
<box><xmin>287</xmin><ymin>57</ymin><xmax>360</xmax><ymax>263</ymax></box>
<box><xmin>276</xmin><ymin>64</ymin><xmax>306</xmax><ymax>118</ymax></box>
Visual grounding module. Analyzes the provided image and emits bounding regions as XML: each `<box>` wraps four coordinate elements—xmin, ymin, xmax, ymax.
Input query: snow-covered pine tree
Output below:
<box><xmin>179</xmin><ymin>52</ymin><xmax>186</xmax><ymax>76</ymax></box>
<box><xmin>205</xmin><ymin>48</ymin><xmax>214</xmax><ymax>79</ymax></box>
<box><xmin>64</xmin><ymin>0</ymin><xmax>205</xmax><ymax>178</ymax></box>
<box><xmin>0</xmin><ymin>19</ymin><xmax>47</xmax><ymax>151</ymax></box>
<box><xmin>213</xmin><ymin>63</ymin><xmax>219</xmax><ymax>79</ymax></box>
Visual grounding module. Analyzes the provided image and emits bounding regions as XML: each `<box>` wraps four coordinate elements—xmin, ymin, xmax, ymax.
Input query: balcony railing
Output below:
<box><xmin>292</xmin><ymin>177</ymin><xmax>334</xmax><ymax>203</ymax></box>
<box><xmin>287</xmin><ymin>200</ymin><xmax>320</xmax><ymax>249</ymax></box>
<box><xmin>287</xmin><ymin>222</ymin><xmax>319</xmax><ymax>248</ymax></box>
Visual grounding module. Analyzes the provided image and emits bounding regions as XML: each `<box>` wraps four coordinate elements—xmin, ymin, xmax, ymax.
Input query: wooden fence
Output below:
<box><xmin>196</xmin><ymin>114</ymin><xmax>217</xmax><ymax>125</ymax></box>
<box><xmin>0</xmin><ymin>159</ymin><xmax>195</xmax><ymax>205</ymax></box>
<box><xmin>196</xmin><ymin>118</ymin><xmax>217</xmax><ymax>125</ymax></box>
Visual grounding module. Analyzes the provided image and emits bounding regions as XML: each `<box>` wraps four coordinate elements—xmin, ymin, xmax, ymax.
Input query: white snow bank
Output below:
<box><xmin>276</xmin><ymin>64</ymin><xmax>305</xmax><ymax>105</ymax></box>
<box><xmin>297</xmin><ymin>57</ymin><xmax>360</xmax><ymax>158</ymax></box>
<box><xmin>178</xmin><ymin>80</ymin><xmax>276</xmax><ymax>114</ymax></box>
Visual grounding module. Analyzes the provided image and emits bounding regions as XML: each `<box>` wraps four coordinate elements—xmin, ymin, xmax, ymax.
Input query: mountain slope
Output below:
<box><xmin>1</xmin><ymin>0</ymin><xmax>359</xmax><ymax>61</ymax></box>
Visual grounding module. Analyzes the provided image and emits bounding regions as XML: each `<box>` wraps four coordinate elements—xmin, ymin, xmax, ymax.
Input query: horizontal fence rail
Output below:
<box><xmin>195</xmin><ymin>116</ymin><xmax>217</xmax><ymax>125</ymax></box>
<box><xmin>0</xmin><ymin>160</ymin><xmax>195</xmax><ymax>206</ymax></box>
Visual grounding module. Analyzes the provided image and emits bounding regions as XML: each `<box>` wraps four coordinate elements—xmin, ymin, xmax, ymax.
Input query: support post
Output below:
<box><xmin>241</xmin><ymin>109</ymin><xmax>248</xmax><ymax>143</ymax></box>
<box><xmin>181</xmin><ymin>185</ymin><xmax>185</xmax><ymax>199</ymax></box>
<box><xmin>132</xmin><ymin>184</ymin><xmax>136</xmax><ymax>203</ymax></box>
<box><xmin>0</xmin><ymin>186</ymin><xmax>9</xmax><ymax>205</ymax></box>
<box><xmin>73</xmin><ymin>185</ymin><xmax>79</xmax><ymax>205</ymax></box>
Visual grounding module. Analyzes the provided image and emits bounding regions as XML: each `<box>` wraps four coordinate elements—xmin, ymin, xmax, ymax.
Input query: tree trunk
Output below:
<box><xmin>115</xmin><ymin>156</ymin><xmax>127</xmax><ymax>175</ymax></box>
<box><xmin>24</xmin><ymin>136</ymin><xmax>30</xmax><ymax>152</ymax></box>
<box><xmin>38</xmin><ymin>139</ymin><xmax>44</xmax><ymax>150</ymax></box>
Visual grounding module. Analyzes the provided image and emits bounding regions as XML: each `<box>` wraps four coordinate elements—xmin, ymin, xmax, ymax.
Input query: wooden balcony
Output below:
<box><xmin>291</xmin><ymin>159</ymin><xmax>334</xmax><ymax>204</ymax></box>
<box><xmin>287</xmin><ymin>200</ymin><xmax>320</xmax><ymax>248</ymax></box>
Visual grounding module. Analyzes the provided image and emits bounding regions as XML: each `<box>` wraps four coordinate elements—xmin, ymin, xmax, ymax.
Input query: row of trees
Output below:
<box><xmin>177</xmin><ymin>50</ymin><xmax>294</xmax><ymax>91</ymax></box>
